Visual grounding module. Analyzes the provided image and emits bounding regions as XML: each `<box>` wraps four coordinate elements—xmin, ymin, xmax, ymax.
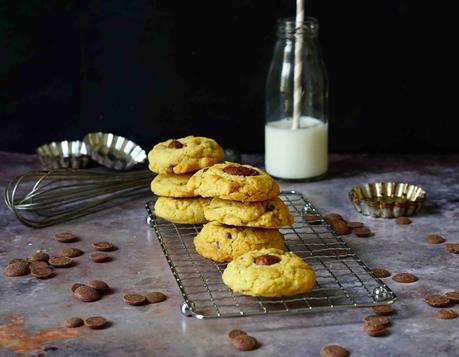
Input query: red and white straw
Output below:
<box><xmin>292</xmin><ymin>0</ymin><xmax>304</xmax><ymax>130</ymax></box>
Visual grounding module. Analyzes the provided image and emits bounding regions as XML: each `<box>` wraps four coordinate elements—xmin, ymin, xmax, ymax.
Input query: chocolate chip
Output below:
<box><xmin>90</xmin><ymin>253</ymin><xmax>112</xmax><ymax>263</ymax></box>
<box><xmin>354</xmin><ymin>227</ymin><xmax>372</xmax><ymax>237</ymax></box>
<box><xmin>372</xmin><ymin>305</ymin><xmax>396</xmax><ymax>315</ymax></box>
<box><xmin>145</xmin><ymin>292</ymin><xmax>167</xmax><ymax>304</ymax></box>
<box><xmin>426</xmin><ymin>234</ymin><xmax>445</xmax><ymax>244</ymax></box>
<box><xmin>372</xmin><ymin>268</ymin><xmax>391</xmax><ymax>278</ymax></box>
<box><xmin>55</xmin><ymin>232</ymin><xmax>78</xmax><ymax>243</ymax></box>
<box><xmin>395</xmin><ymin>217</ymin><xmax>411</xmax><ymax>225</ymax></box>
<box><xmin>364</xmin><ymin>315</ymin><xmax>391</xmax><ymax>327</ymax></box>
<box><xmin>228</xmin><ymin>329</ymin><xmax>247</xmax><ymax>340</ymax></box>
<box><xmin>58</xmin><ymin>247</ymin><xmax>84</xmax><ymax>258</ymax></box>
<box><xmin>424</xmin><ymin>294</ymin><xmax>450</xmax><ymax>307</ymax></box>
<box><xmin>392</xmin><ymin>272</ymin><xmax>418</xmax><ymax>283</ymax></box>
<box><xmin>223</xmin><ymin>165</ymin><xmax>259</xmax><ymax>176</ymax></box>
<box><xmin>331</xmin><ymin>220</ymin><xmax>351</xmax><ymax>235</ymax></box>
<box><xmin>71</xmin><ymin>283</ymin><xmax>85</xmax><ymax>293</ymax></box>
<box><xmin>320</xmin><ymin>344</ymin><xmax>350</xmax><ymax>357</ymax></box>
<box><xmin>29</xmin><ymin>261</ymin><xmax>49</xmax><ymax>270</ymax></box>
<box><xmin>347</xmin><ymin>222</ymin><xmax>364</xmax><ymax>229</ymax></box>
<box><xmin>230</xmin><ymin>334</ymin><xmax>258</xmax><ymax>351</ymax></box>
<box><xmin>445</xmin><ymin>291</ymin><xmax>459</xmax><ymax>303</ymax></box>
<box><xmin>4</xmin><ymin>261</ymin><xmax>30</xmax><ymax>277</ymax></box>
<box><xmin>254</xmin><ymin>254</ymin><xmax>281</xmax><ymax>265</ymax></box>
<box><xmin>64</xmin><ymin>317</ymin><xmax>84</xmax><ymax>328</ymax></box>
<box><xmin>92</xmin><ymin>241</ymin><xmax>116</xmax><ymax>252</ymax></box>
<box><xmin>74</xmin><ymin>286</ymin><xmax>101</xmax><ymax>302</ymax></box>
<box><xmin>48</xmin><ymin>256</ymin><xmax>73</xmax><ymax>268</ymax></box>
<box><xmin>87</xmin><ymin>280</ymin><xmax>110</xmax><ymax>292</ymax></box>
<box><xmin>85</xmin><ymin>316</ymin><xmax>108</xmax><ymax>329</ymax></box>
<box><xmin>29</xmin><ymin>251</ymin><xmax>49</xmax><ymax>262</ymax></box>
<box><xmin>225</xmin><ymin>233</ymin><xmax>232</xmax><ymax>239</ymax></box>
<box><xmin>446</xmin><ymin>243</ymin><xmax>459</xmax><ymax>254</ymax></box>
<box><xmin>123</xmin><ymin>293</ymin><xmax>146</xmax><ymax>306</ymax></box>
<box><xmin>362</xmin><ymin>321</ymin><xmax>386</xmax><ymax>337</ymax></box>
<box><xmin>168</xmin><ymin>140</ymin><xmax>184</xmax><ymax>149</ymax></box>
<box><xmin>30</xmin><ymin>266</ymin><xmax>54</xmax><ymax>279</ymax></box>
<box><xmin>435</xmin><ymin>309</ymin><xmax>458</xmax><ymax>320</ymax></box>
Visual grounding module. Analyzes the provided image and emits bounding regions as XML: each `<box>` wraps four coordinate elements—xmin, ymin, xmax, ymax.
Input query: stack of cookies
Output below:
<box><xmin>148</xmin><ymin>136</ymin><xmax>224</xmax><ymax>224</ymax></box>
<box><xmin>188</xmin><ymin>162</ymin><xmax>294</xmax><ymax>263</ymax></box>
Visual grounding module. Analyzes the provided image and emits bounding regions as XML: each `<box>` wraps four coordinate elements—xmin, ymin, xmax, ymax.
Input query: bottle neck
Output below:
<box><xmin>276</xmin><ymin>17</ymin><xmax>319</xmax><ymax>39</ymax></box>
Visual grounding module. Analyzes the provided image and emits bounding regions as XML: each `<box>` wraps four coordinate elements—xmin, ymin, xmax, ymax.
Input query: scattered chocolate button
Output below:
<box><xmin>58</xmin><ymin>247</ymin><xmax>84</xmax><ymax>258</ymax></box>
<box><xmin>325</xmin><ymin>213</ymin><xmax>344</xmax><ymax>221</ymax></box>
<box><xmin>55</xmin><ymin>232</ymin><xmax>78</xmax><ymax>243</ymax></box>
<box><xmin>372</xmin><ymin>268</ymin><xmax>391</xmax><ymax>279</ymax></box>
<box><xmin>435</xmin><ymin>309</ymin><xmax>458</xmax><ymax>320</ymax></box>
<box><xmin>354</xmin><ymin>227</ymin><xmax>372</xmax><ymax>237</ymax></box>
<box><xmin>304</xmin><ymin>214</ymin><xmax>321</xmax><ymax>223</ymax></box>
<box><xmin>30</xmin><ymin>266</ymin><xmax>54</xmax><ymax>279</ymax></box>
<box><xmin>71</xmin><ymin>283</ymin><xmax>86</xmax><ymax>293</ymax></box>
<box><xmin>90</xmin><ymin>253</ymin><xmax>112</xmax><ymax>263</ymax></box>
<box><xmin>445</xmin><ymin>243</ymin><xmax>459</xmax><ymax>254</ymax></box>
<box><xmin>48</xmin><ymin>256</ymin><xmax>73</xmax><ymax>268</ymax></box>
<box><xmin>392</xmin><ymin>272</ymin><xmax>418</xmax><ymax>283</ymax></box>
<box><xmin>74</xmin><ymin>285</ymin><xmax>101</xmax><ymax>302</ymax></box>
<box><xmin>123</xmin><ymin>293</ymin><xmax>146</xmax><ymax>306</ymax></box>
<box><xmin>145</xmin><ymin>292</ymin><xmax>167</xmax><ymax>304</ymax></box>
<box><xmin>362</xmin><ymin>321</ymin><xmax>385</xmax><ymax>337</ymax></box>
<box><xmin>364</xmin><ymin>315</ymin><xmax>391</xmax><ymax>327</ymax></box>
<box><xmin>87</xmin><ymin>280</ymin><xmax>110</xmax><ymax>292</ymax></box>
<box><xmin>9</xmin><ymin>258</ymin><xmax>27</xmax><ymax>265</ymax></box>
<box><xmin>85</xmin><ymin>316</ymin><xmax>108</xmax><ymax>329</ymax></box>
<box><xmin>320</xmin><ymin>344</ymin><xmax>350</xmax><ymax>357</ymax></box>
<box><xmin>29</xmin><ymin>261</ymin><xmax>49</xmax><ymax>269</ymax></box>
<box><xmin>92</xmin><ymin>241</ymin><xmax>115</xmax><ymax>252</ymax></box>
<box><xmin>331</xmin><ymin>221</ymin><xmax>351</xmax><ymax>236</ymax></box>
<box><xmin>372</xmin><ymin>305</ymin><xmax>396</xmax><ymax>316</ymax></box>
<box><xmin>64</xmin><ymin>317</ymin><xmax>84</xmax><ymax>328</ymax></box>
<box><xmin>445</xmin><ymin>291</ymin><xmax>459</xmax><ymax>303</ymax></box>
<box><xmin>426</xmin><ymin>234</ymin><xmax>445</xmax><ymax>245</ymax></box>
<box><xmin>4</xmin><ymin>261</ymin><xmax>30</xmax><ymax>277</ymax></box>
<box><xmin>228</xmin><ymin>329</ymin><xmax>247</xmax><ymax>340</ymax></box>
<box><xmin>395</xmin><ymin>217</ymin><xmax>411</xmax><ymax>225</ymax></box>
<box><xmin>347</xmin><ymin>221</ymin><xmax>364</xmax><ymax>229</ymax></box>
<box><xmin>29</xmin><ymin>251</ymin><xmax>49</xmax><ymax>262</ymax></box>
<box><xmin>424</xmin><ymin>294</ymin><xmax>450</xmax><ymax>307</ymax></box>
<box><xmin>230</xmin><ymin>334</ymin><xmax>258</xmax><ymax>351</ymax></box>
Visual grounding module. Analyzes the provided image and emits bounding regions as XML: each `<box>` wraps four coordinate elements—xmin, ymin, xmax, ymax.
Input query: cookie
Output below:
<box><xmin>154</xmin><ymin>197</ymin><xmax>210</xmax><ymax>224</ymax></box>
<box><xmin>222</xmin><ymin>248</ymin><xmax>316</xmax><ymax>297</ymax></box>
<box><xmin>150</xmin><ymin>173</ymin><xmax>196</xmax><ymax>198</ymax></box>
<box><xmin>187</xmin><ymin>162</ymin><xmax>280</xmax><ymax>202</ymax></box>
<box><xmin>194</xmin><ymin>222</ymin><xmax>285</xmax><ymax>263</ymax></box>
<box><xmin>148</xmin><ymin>136</ymin><xmax>224</xmax><ymax>174</ymax></box>
<box><xmin>204</xmin><ymin>197</ymin><xmax>293</xmax><ymax>228</ymax></box>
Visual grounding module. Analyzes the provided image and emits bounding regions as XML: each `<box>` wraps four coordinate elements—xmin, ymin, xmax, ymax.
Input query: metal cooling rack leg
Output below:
<box><xmin>181</xmin><ymin>302</ymin><xmax>193</xmax><ymax>317</ymax></box>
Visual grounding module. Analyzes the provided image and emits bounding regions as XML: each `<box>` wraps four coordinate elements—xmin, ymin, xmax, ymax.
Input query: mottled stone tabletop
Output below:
<box><xmin>1</xmin><ymin>152</ymin><xmax>458</xmax><ymax>357</ymax></box>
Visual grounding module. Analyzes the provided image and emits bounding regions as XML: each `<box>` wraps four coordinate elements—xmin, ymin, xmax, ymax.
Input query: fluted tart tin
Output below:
<box><xmin>37</xmin><ymin>140</ymin><xmax>90</xmax><ymax>169</ymax></box>
<box><xmin>83</xmin><ymin>132</ymin><xmax>146</xmax><ymax>170</ymax></box>
<box><xmin>349</xmin><ymin>182</ymin><xmax>426</xmax><ymax>218</ymax></box>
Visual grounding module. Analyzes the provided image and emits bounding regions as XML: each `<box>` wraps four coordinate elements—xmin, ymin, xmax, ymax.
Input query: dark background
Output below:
<box><xmin>0</xmin><ymin>1</ymin><xmax>454</xmax><ymax>154</ymax></box>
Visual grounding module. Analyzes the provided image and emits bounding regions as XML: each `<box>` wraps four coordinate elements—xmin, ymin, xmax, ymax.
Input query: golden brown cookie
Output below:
<box><xmin>154</xmin><ymin>197</ymin><xmax>210</xmax><ymax>224</ymax></box>
<box><xmin>204</xmin><ymin>197</ymin><xmax>293</xmax><ymax>228</ymax></box>
<box><xmin>187</xmin><ymin>162</ymin><xmax>280</xmax><ymax>202</ymax></box>
<box><xmin>222</xmin><ymin>248</ymin><xmax>316</xmax><ymax>297</ymax></box>
<box><xmin>150</xmin><ymin>173</ymin><xmax>196</xmax><ymax>198</ymax></box>
<box><xmin>194</xmin><ymin>222</ymin><xmax>285</xmax><ymax>263</ymax></box>
<box><xmin>148</xmin><ymin>136</ymin><xmax>224</xmax><ymax>174</ymax></box>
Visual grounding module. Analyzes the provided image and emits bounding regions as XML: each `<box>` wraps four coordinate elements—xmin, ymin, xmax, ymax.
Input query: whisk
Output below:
<box><xmin>4</xmin><ymin>169</ymin><xmax>154</xmax><ymax>228</ymax></box>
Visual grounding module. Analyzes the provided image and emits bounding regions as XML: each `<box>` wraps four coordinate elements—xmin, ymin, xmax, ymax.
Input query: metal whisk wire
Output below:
<box><xmin>4</xmin><ymin>169</ymin><xmax>154</xmax><ymax>228</ymax></box>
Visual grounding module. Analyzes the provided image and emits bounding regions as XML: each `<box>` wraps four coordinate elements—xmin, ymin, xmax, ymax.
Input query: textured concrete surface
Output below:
<box><xmin>1</xmin><ymin>152</ymin><xmax>458</xmax><ymax>356</ymax></box>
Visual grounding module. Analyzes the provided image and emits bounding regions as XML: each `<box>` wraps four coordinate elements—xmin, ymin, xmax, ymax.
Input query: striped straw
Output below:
<box><xmin>292</xmin><ymin>0</ymin><xmax>304</xmax><ymax>130</ymax></box>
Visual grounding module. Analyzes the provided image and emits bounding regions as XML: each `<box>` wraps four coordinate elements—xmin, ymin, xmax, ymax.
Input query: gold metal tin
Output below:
<box><xmin>83</xmin><ymin>132</ymin><xmax>146</xmax><ymax>170</ymax></box>
<box><xmin>37</xmin><ymin>140</ymin><xmax>90</xmax><ymax>169</ymax></box>
<box><xmin>349</xmin><ymin>182</ymin><xmax>426</xmax><ymax>218</ymax></box>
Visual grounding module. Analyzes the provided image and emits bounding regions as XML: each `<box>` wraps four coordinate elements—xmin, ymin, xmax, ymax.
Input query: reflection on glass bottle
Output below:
<box><xmin>265</xmin><ymin>17</ymin><xmax>329</xmax><ymax>180</ymax></box>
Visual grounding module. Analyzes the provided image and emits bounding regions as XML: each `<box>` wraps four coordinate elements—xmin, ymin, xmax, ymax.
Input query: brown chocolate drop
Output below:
<box><xmin>223</xmin><ymin>165</ymin><xmax>259</xmax><ymax>176</ymax></box>
<box><xmin>254</xmin><ymin>254</ymin><xmax>281</xmax><ymax>266</ymax></box>
<box><xmin>168</xmin><ymin>140</ymin><xmax>184</xmax><ymax>149</ymax></box>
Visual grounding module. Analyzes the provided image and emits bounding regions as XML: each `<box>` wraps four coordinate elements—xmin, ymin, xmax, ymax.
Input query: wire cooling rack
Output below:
<box><xmin>145</xmin><ymin>191</ymin><xmax>396</xmax><ymax>319</ymax></box>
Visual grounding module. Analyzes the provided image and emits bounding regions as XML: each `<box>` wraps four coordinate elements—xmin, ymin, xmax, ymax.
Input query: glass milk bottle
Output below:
<box><xmin>265</xmin><ymin>17</ymin><xmax>329</xmax><ymax>180</ymax></box>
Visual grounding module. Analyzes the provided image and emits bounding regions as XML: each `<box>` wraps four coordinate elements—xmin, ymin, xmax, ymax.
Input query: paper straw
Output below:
<box><xmin>292</xmin><ymin>0</ymin><xmax>304</xmax><ymax>130</ymax></box>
